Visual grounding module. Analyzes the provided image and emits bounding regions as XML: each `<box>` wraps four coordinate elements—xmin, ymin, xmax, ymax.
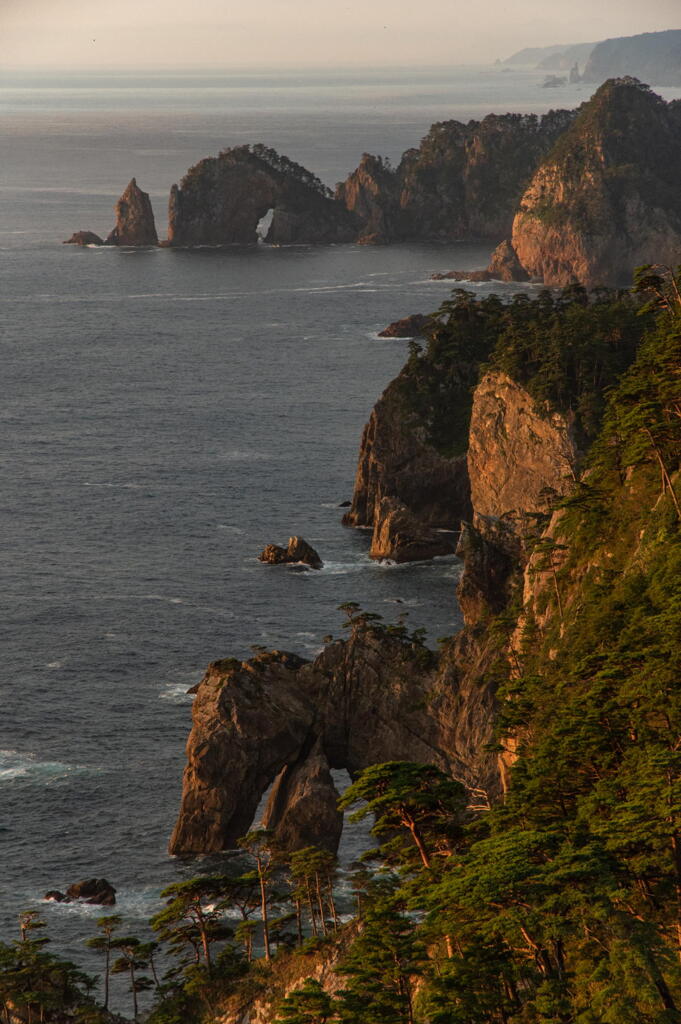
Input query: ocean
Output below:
<box><xmin>2</xmin><ymin>65</ymin><xmax>679</xmax><ymax>1003</ymax></box>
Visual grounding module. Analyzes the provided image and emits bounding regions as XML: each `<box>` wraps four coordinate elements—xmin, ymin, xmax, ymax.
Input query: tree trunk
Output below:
<box><xmin>259</xmin><ymin>870</ymin><xmax>271</xmax><ymax>962</ymax></box>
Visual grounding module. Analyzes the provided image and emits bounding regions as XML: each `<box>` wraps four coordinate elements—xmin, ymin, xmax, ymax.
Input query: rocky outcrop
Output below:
<box><xmin>342</xmin><ymin>379</ymin><xmax>471</xmax><ymax>547</ymax></box>
<box><xmin>104</xmin><ymin>178</ymin><xmax>158</xmax><ymax>246</ymax></box>
<box><xmin>46</xmin><ymin>879</ymin><xmax>116</xmax><ymax>905</ymax></box>
<box><xmin>455</xmin><ymin>515</ymin><xmax>521</xmax><ymax>627</ymax></box>
<box><xmin>337</xmin><ymin>110</ymin><xmax>575</xmax><ymax>243</ymax></box>
<box><xmin>486</xmin><ymin>239</ymin><xmax>529</xmax><ymax>281</ymax></box>
<box><xmin>169</xmin><ymin>625</ymin><xmax>499</xmax><ymax>855</ymax></box>
<box><xmin>335</xmin><ymin>153</ymin><xmax>402</xmax><ymax>243</ymax></box>
<box><xmin>431</xmin><ymin>240</ymin><xmax>529</xmax><ymax>284</ymax></box>
<box><xmin>467</xmin><ymin>371</ymin><xmax>578</xmax><ymax>534</ymax></box>
<box><xmin>511</xmin><ymin>79</ymin><xmax>681</xmax><ymax>287</ymax></box>
<box><xmin>261</xmin><ymin>739</ymin><xmax>343</xmax><ymax>853</ymax></box>
<box><xmin>168</xmin><ymin>145</ymin><xmax>356</xmax><ymax>246</ymax></box>
<box><xmin>259</xmin><ymin>537</ymin><xmax>323</xmax><ymax>569</ymax></box>
<box><xmin>378</xmin><ymin>313</ymin><xmax>433</xmax><ymax>338</ymax></box>
<box><xmin>63</xmin><ymin>231</ymin><xmax>104</xmax><ymax>246</ymax></box>
<box><xmin>369</xmin><ymin>497</ymin><xmax>456</xmax><ymax>562</ymax></box>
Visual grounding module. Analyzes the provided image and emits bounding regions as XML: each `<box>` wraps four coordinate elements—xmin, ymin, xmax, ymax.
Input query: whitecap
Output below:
<box><xmin>46</xmin><ymin>660</ymin><xmax>63</xmax><ymax>669</ymax></box>
<box><xmin>0</xmin><ymin>750</ymin><xmax>88</xmax><ymax>783</ymax></box>
<box><xmin>159</xmin><ymin>683</ymin><xmax>195</xmax><ymax>703</ymax></box>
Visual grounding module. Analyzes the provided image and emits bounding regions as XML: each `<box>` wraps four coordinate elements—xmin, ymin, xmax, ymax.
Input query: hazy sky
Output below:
<box><xmin>1</xmin><ymin>0</ymin><xmax>679</xmax><ymax>70</ymax></box>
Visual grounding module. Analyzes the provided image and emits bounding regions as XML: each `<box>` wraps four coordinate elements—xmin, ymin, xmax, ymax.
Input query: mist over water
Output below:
<box><xmin>4</xmin><ymin>66</ymin><xmax>679</xmax><ymax>1005</ymax></box>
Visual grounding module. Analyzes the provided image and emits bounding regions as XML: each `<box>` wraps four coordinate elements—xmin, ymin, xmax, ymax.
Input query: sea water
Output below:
<box><xmin>3</xmin><ymin>66</ymin><xmax>680</xmax><ymax>999</ymax></box>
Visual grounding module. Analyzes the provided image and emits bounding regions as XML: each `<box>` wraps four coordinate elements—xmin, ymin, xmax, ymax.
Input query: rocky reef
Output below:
<box><xmin>258</xmin><ymin>536</ymin><xmax>323</xmax><ymax>570</ymax></box>
<box><xmin>510</xmin><ymin>78</ymin><xmax>681</xmax><ymax>287</ymax></box>
<box><xmin>167</xmin><ymin>144</ymin><xmax>356</xmax><ymax>246</ymax></box>
<box><xmin>431</xmin><ymin>240</ymin><xmax>529</xmax><ymax>283</ymax></box>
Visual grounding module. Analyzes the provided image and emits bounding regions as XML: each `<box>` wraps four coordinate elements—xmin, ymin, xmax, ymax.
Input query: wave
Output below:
<box><xmin>159</xmin><ymin>682</ymin><xmax>196</xmax><ymax>703</ymax></box>
<box><xmin>0</xmin><ymin>750</ymin><xmax>89</xmax><ymax>783</ymax></box>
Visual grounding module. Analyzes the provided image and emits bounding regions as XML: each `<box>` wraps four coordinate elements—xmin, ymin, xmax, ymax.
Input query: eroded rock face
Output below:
<box><xmin>342</xmin><ymin>380</ymin><xmax>471</xmax><ymax>546</ymax></box>
<box><xmin>369</xmin><ymin>497</ymin><xmax>456</xmax><ymax>563</ymax></box>
<box><xmin>511</xmin><ymin>79</ymin><xmax>681</xmax><ymax>287</ymax></box>
<box><xmin>262</xmin><ymin>739</ymin><xmax>343</xmax><ymax>853</ymax></box>
<box><xmin>486</xmin><ymin>239</ymin><xmax>529</xmax><ymax>281</ymax></box>
<box><xmin>468</xmin><ymin>371</ymin><xmax>578</xmax><ymax>532</ymax></box>
<box><xmin>105</xmin><ymin>178</ymin><xmax>158</xmax><ymax>246</ymax></box>
<box><xmin>168</xmin><ymin>145</ymin><xmax>356</xmax><ymax>246</ymax></box>
<box><xmin>335</xmin><ymin>153</ymin><xmax>403</xmax><ymax>243</ymax></box>
<box><xmin>259</xmin><ymin>537</ymin><xmax>323</xmax><ymax>569</ymax></box>
<box><xmin>169</xmin><ymin>626</ymin><xmax>499</xmax><ymax>855</ymax></box>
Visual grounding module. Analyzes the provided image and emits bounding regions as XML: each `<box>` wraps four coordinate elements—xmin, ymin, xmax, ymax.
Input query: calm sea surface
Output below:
<box><xmin>3</xmin><ymin>66</ymin><xmax>680</xmax><ymax>999</ymax></box>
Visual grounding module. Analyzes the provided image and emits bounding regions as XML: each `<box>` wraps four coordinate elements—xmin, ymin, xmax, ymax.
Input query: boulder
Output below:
<box><xmin>44</xmin><ymin>890</ymin><xmax>67</xmax><ymax>902</ymax></box>
<box><xmin>104</xmin><ymin>178</ymin><xmax>158</xmax><ymax>246</ymax></box>
<box><xmin>63</xmin><ymin>231</ymin><xmax>104</xmax><ymax>246</ymax></box>
<box><xmin>64</xmin><ymin>878</ymin><xmax>116</xmax><ymax>906</ymax></box>
<box><xmin>369</xmin><ymin>498</ymin><xmax>456</xmax><ymax>563</ymax></box>
<box><xmin>259</xmin><ymin>537</ymin><xmax>323</xmax><ymax>570</ymax></box>
<box><xmin>378</xmin><ymin>313</ymin><xmax>433</xmax><ymax>338</ymax></box>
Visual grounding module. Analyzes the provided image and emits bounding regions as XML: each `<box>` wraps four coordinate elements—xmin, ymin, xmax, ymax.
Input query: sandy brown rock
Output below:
<box><xmin>370</xmin><ymin>497</ymin><xmax>456</xmax><ymax>562</ymax></box>
<box><xmin>335</xmin><ymin>153</ymin><xmax>403</xmax><ymax>243</ymax></box>
<box><xmin>259</xmin><ymin>537</ymin><xmax>323</xmax><ymax>569</ymax></box>
<box><xmin>486</xmin><ymin>239</ymin><xmax>529</xmax><ymax>281</ymax></box>
<box><xmin>467</xmin><ymin>371</ymin><xmax>578</xmax><ymax>532</ymax></box>
<box><xmin>511</xmin><ymin>79</ymin><xmax>681</xmax><ymax>287</ymax></box>
<box><xmin>105</xmin><ymin>178</ymin><xmax>158</xmax><ymax>246</ymax></box>
<box><xmin>262</xmin><ymin>739</ymin><xmax>343</xmax><ymax>852</ymax></box>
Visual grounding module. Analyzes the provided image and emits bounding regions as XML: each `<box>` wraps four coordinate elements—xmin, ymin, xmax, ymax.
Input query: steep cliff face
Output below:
<box><xmin>169</xmin><ymin>623</ymin><xmax>500</xmax><ymax>856</ymax></box>
<box><xmin>511</xmin><ymin>79</ymin><xmax>681</xmax><ymax>286</ymax></box>
<box><xmin>342</xmin><ymin>380</ymin><xmax>471</xmax><ymax>556</ymax></box>
<box><xmin>105</xmin><ymin>178</ymin><xmax>158</xmax><ymax>246</ymax></box>
<box><xmin>467</xmin><ymin>371</ymin><xmax>579</xmax><ymax>530</ymax></box>
<box><xmin>335</xmin><ymin>153</ymin><xmax>403</xmax><ymax>243</ymax></box>
<box><xmin>168</xmin><ymin>145</ymin><xmax>356</xmax><ymax>246</ymax></box>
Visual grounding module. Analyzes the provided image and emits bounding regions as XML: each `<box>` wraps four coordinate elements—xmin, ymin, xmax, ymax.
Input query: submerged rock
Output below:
<box><xmin>105</xmin><ymin>178</ymin><xmax>158</xmax><ymax>246</ymax></box>
<box><xmin>63</xmin><ymin>231</ymin><xmax>104</xmax><ymax>246</ymax></box>
<box><xmin>259</xmin><ymin>536</ymin><xmax>323</xmax><ymax>570</ymax></box>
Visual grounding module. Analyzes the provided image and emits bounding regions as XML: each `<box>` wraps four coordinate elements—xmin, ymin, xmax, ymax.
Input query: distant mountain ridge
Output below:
<box><xmin>503</xmin><ymin>28</ymin><xmax>681</xmax><ymax>84</ymax></box>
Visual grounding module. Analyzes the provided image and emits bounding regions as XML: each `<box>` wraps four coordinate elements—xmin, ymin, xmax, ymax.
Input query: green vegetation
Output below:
<box><xmin>2</xmin><ymin>269</ymin><xmax>678</xmax><ymax>1023</ymax></box>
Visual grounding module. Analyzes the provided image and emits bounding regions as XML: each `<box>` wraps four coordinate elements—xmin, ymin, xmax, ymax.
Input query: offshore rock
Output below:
<box><xmin>63</xmin><ymin>231</ymin><xmax>104</xmax><ymax>246</ymax></box>
<box><xmin>61</xmin><ymin>879</ymin><xmax>117</xmax><ymax>905</ymax></box>
<box><xmin>168</xmin><ymin>145</ymin><xmax>356</xmax><ymax>246</ymax></box>
<box><xmin>378</xmin><ymin>313</ymin><xmax>433</xmax><ymax>338</ymax></box>
<box><xmin>369</xmin><ymin>497</ymin><xmax>456</xmax><ymax>562</ymax></box>
<box><xmin>104</xmin><ymin>178</ymin><xmax>158</xmax><ymax>246</ymax></box>
<box><xmin>169</xmin><ymin>625</ymin><xmax>500</xmax><ymax>855</ymax></box>
<box><xmin>486</xmin><ymin>239</ymin><xmax>529</xmax><ymax>281</ymax></box>
<box><xmin>259</xmin><ymin>537</ymin><xmax>323</xmax><ymax>569</ymax></box>
<box><xmin>261</xmin><ymin>739</ymin><xmax>343</xmax><ymax>853</ymax></box>
<box><xmin>511</xmin><ymin>79</ymin><xmax>681</xmax><ymax>286</ymax></box>
<box><xmin>335</xmin><ymin>153</ymin><xmax>403</xmax><ymax>243</ymax></box>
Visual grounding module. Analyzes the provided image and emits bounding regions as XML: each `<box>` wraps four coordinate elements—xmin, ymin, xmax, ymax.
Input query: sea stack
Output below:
<box><xmin>105</xmin><ymin>178</ymin><xmax>158</xmax><ymax>246</ymax></box>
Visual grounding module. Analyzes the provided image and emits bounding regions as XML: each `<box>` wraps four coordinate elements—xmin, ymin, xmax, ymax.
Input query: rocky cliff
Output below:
<box><xmin>168</xmin><ymin>144</ymin><xmax>356</xmax><ymax>246</ymax></box>
<box><xmin>511</xmin><ymin>78</ymin><xmax>681</xmax><ymax>287</ymax></box>
<box><xmin>169</xmin><ymin>623</ymin><xmax>500</xmax><ymax>855</ymax></box>
<box><xmin>338</xmin><ymin>110</ymin><xmax>575</xmax><ymax>243</ymax></box>
<box><xmin>583</xmin><ymin>29</ymin><xmax>681</xmax><ymax>86</ymax></box>
<box><xmin>105</xmin><ymin>178</ymin><xmax>158</xmax><ymax>246</ymax></box>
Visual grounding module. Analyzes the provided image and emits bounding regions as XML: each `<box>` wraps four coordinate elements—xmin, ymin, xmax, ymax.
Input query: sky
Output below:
<box><xmin>1</xmin><ymin>0</ymin><xmax>679</xmax><ymax>70</ymax></box>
